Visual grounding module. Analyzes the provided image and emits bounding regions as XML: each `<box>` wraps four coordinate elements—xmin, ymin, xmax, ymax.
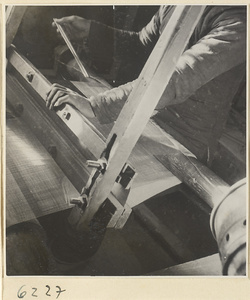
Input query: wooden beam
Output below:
<box><xmin>76</xmin><ymin>6</ymin><xmax>206</xmax><ymax>227</ymax></box>
<box><xmin>6</xmin><ymin>6</ymin><xmax>27</xmax><ymax>48</ymax></box>
<box><xmin>155</xmin><ymin>151</ymin><xmax>229</xmax><ymax>208</ymax></box>
<box><xmin>6</xmin><ymin>73</ymin><xmax>93</xmax><ymax>193</ymax></box>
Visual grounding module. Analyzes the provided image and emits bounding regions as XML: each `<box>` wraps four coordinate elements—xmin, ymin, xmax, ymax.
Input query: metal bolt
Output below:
<box><xmin>87</xmin><ymin>159</ymin><xmax>107</xmax><ymax>173</ymax></box>
<box><xmin>26</xmin><ymin>71</ymin><xmax>34</xmax><ymax>83</ymax></box>
<box><xmin>62</xmin><ymin>111</ymin><xmax>71</xmax><ymax>120</ymax></box>
<box><xmin>87</xmin><ymin>160</ymin><xmax>102</xmax><ymax>168</ymax></box>
<box><xmin>70</xmin><ymin>196</ymin><xmax>87</xmax><ymax>210</ymax></box>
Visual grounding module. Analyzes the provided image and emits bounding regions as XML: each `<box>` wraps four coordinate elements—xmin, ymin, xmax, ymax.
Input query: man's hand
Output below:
<box><xmin>46</xmin><ymin>83</ymin><xmax>95</xmax><ymax>118</ymax></box>
<box><xmin>52</xmin><ymin>16</ymin><xmax>91</xmax><ymax>44</ymax></box>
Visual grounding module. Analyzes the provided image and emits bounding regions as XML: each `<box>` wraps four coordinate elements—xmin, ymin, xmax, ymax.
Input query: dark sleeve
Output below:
<box><xmin>156</xmin><ymin>7</ymin><xmax>246</xmax><ymax>109</ymax></box>
<box><xmin>87</xmin><ymin>9</ymin><xmax>161</xmax><ymax>64</ymax></box>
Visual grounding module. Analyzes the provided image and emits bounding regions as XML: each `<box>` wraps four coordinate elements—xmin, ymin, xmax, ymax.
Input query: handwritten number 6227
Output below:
<box><xmin>17</xmin><ymin>285</ymin><xmax>66</xmax><ymax>299</ymax></box>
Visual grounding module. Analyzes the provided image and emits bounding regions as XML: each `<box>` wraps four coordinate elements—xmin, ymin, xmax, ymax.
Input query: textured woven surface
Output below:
<box><xmin>6</xmin><ymin>117</ymin><xmax>77</xmax><ymax>227</ymax></box>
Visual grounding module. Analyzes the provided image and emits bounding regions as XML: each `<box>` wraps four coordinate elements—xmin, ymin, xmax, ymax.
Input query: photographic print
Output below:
<box><xmin>3</xmin><ymin>3</ymin><xmax>248</xmax><ymax>299</ymax></box>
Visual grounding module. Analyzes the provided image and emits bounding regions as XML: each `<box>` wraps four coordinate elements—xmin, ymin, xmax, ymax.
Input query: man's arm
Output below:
<box><xmin>49</xmin><ymin>7</ymin><xmax>246</xmax><ymax>124</ymax></box>
<box><xmin>86</xmin><ymin>8</ymin><xmax>162</xmax><ymax>64</ymax></box>
<box><xmin>53</xmin><ymin>9</ymin><xmax>161</xmax><ymax>74</ymax></box>
<box><xmin>89</xmin><ymin>7</ymin><xmax>246</xmax><ymax>123</ymax></box>
<box><xmin>157</xmin><ymin>7</ymin><xmax>246</xmax><ymax>108</ymax></box>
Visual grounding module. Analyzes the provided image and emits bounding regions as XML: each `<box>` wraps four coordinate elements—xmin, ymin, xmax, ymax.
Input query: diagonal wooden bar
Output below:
<box><xmin>77</xmin><ymin>6</ymin><xmax>206</xmax><ymax>228</ymax></box>
<box><xmin>6</xmin><ymin>6</ymin><xmax>27</xmax><ymax>48</ymax></box>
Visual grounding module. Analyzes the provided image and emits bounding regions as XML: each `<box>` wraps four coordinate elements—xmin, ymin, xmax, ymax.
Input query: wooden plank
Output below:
<box><xmin>7</xmin><ymin>49</ymin><xmax>106</xmax><ymax>157</ymax></box>
<box><xmin>6</xmin><ymin>6</ymin><xmax>27</xmax><ymax>48</ymax></box>
<box><xmin>127</xmin><ymin>120</ymin><xmax>192</xmax><ymax>207</ymax></box>
<box><xmin>6</xmin><ymin>73</ymin><xmax>93</xmax><ymax>192</ymax></box>
<box><xmin>114</xmin><ymin>204</ymin><xmax>132</xmax><ymax>229</ymax></box>
<box><xmin>149</xmin><ymin>253</ymin><xmax>222</xmax><ymax>276</ymax></box>
<box><xmin>126</xmin><ymin>143</ymin><xmax>181</xmax><ymax>208</ymax></box>
<box><xmin>106</xmin><ymin>192</ymin><xmax>126</xmax><ymax>227</ymax></box>
<box><xmin>76</xmin><ymin>6</ymin><xmax>206</xmax><ymax>226</ymax></box>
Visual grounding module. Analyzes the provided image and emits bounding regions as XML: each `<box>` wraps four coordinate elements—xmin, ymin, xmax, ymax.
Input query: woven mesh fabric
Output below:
<box><xmin>6</xmin><ymin>117</ymin><xmax>77</xmax><ymax>226</ymax></box>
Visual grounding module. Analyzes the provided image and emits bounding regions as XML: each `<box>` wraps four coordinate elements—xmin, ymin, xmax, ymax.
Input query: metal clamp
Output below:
<box><xmin>70</xmin><ymin>157</ymin><xmax>108</xmax><ymax>210</ymax></box>
<box><xmin>70</xmin><ymin>133</ymin><xmax>136</xmax><ymax>213</ymax></box>
<box><xmin>26</xmin><ymin>71</ymin><xmax>34</xmax><ymax>83</ymax></box>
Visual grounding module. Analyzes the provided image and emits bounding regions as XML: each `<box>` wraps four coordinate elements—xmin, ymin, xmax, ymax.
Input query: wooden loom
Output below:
<box><xmin>5</xmin><ymin>6</ymin><xmax>246</xmax><ymax>275</ymax></box>
<box><xmin>7</xmin><ymin>6</ymin><xmax>207</xmax><ymax>229</ymax></box>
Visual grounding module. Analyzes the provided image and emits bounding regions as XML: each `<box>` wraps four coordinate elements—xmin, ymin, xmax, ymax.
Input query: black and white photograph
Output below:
<box><xmin>4</xmin><ymin>2</ymin><xmax>248</xmax><ymax>292</ymax></box>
